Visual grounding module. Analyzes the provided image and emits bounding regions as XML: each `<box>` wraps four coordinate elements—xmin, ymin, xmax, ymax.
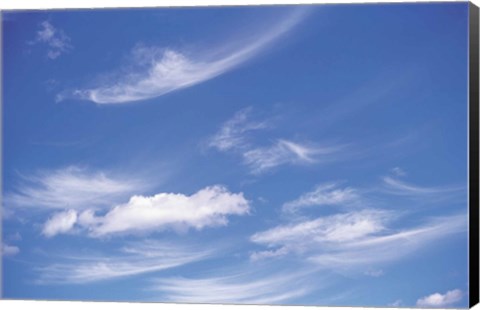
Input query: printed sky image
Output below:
<box><xmin>1</xmin><ymin>3</ymin><xmax>470</xmax><ymax>307</ymax></box>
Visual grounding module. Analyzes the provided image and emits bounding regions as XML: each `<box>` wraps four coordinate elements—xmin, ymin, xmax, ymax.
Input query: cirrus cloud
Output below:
<box><xmin>63</xmin><ymin>9</ymin><xmax>307</xmax><ymax>104</ymax></box>
<box><xmin>33</xmin><ymin>21</ymin><xmax>72</xmax><ymax>59</ymax></box>
<box><xmin>6</xmin><ymin>166</ymin><xmax>145</xmax><ymax>211</ymax></box>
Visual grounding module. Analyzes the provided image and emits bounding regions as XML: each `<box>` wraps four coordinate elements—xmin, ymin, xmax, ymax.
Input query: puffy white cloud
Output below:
<box><xmin>42</xmin><ymin>185</ymin><xmax>249</xmax><ymax>237</ymax></box>
<box><xmin>6</xmin><ymin>166</ymin><xmax>144</xmax><ymax>210</ymax></box>
<box><xmin>66</xmin><ymin>9</ymin><xmax>306</xmax><ymax>104</ymax></box>
<box><xmin>416</xmin><ymin>289</ymin><xmax>463</xmax><ymax>307</ymax></box>
<box><xmin>89</xmin><ymin>185</ymin><xmax>249</xmax><ymax>236</ymax></box>
<box><xmin>42</xmin><ymin>209</ymin><xmax>77</xmax><ymax>237</ymax></box>
<box><xmin>2</xmin><ymin>243</ymin><xmax>20</xmax><ymax>256</ymax></box>
<box><xmin>282</xmin><ymin>183</ymin><xmax>359</xmax><ymax>213</ymax></box>
<box><xmin>36</xmin><ymin>241</ymin><xmax>210</xmax><ymax>283</ymax></box>
<box><xmin>34</xmin><ymin>21</ymin><xmax>72</xmax><ymax>59</ymax></box>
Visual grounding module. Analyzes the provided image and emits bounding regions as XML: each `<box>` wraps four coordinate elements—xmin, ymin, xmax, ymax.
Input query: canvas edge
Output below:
<box><xmin>469</xmin><ymin>1</ymin><xmax>480</xmax><ymax>309</ymax></box>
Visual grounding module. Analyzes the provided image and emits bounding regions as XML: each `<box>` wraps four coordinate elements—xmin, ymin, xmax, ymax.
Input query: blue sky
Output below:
<box><xmin>1</xmin><ymin>2</ymin><xmax>471</xmax><ymax>307</ymax></box>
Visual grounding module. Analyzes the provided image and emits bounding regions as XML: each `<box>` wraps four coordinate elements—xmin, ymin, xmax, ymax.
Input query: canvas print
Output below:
<box><xmin>1</xmin><ymin>2</ymin><xmax>478</xmax><ymax>308</ymax></box>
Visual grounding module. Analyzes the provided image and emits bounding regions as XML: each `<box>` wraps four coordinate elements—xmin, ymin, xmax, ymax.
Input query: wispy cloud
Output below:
<box><xmin>250</xmin><ymin>210</ymin><xmax>466</xmax><ymax>270</ymax></box>
<box><xmin>382</xmin><ymin>176</ymin><xmax>465</xmax><ymax>203</ymax></box>
<box><xmin>35</xmin><ymin>241</ymin><xmax>211</xmax><ymax>284</ymax></box>
<box><xmin>43</xmin><ymin>185</ymin><xmax>250</xmax><ymax>237</ymax></box>
<box><xmin>251</xmin><ymin>171</ymin><xmax>466</xmax><ymax>272</ymax></box>
<box><xmin>282</xmin><ymin>183</ymin><xmax>359</xmax><ymax>213</ymax></box>
<box><xmin>64</xmin><ymin>9</ymin><xmax>307</xmax><ymax>104</ymax></box>
<box><xmin>208</xmin><ymin>108</ymin><xmax>344</xmax><ymax>174</ymax></box>
<box><xmin>416</xmin><ymin>289</ymin><xmax>463</xmax><ymax>307</ymax></box>
<box><xmin>33</xmin><ymin>21</ymin><xmax>72</xmax><ymax>59</ymax></box>
<box><xmin>391</xmin><ymin>167</ymin><xmax>406</xmax><ymax>177</ymax></box>
<box><xmin>382</xmin><ymin>176</ymin><xmax>461</xmax><ymax>196</ymax></box>
<box><xmin>6</xmin><ymin>166</ymin><xmax>144</xmax><ymax>210</ymax></box>
<box><xmin>208</xmin><ymin>107</ymin><xmax>269</xmax><ymax>152</ymax></box>
<box><xmin>244</xmin><ymin>139</ymin><xmax>341</xmax><ymax>174</ymax></box>
<box><xmin>2</xmin><ymin>243</ymin><xmax>20</xmax><ymax>257</ymax></box>
<box><xmin>251</xmin><ymin>210</ymin><xmax>390</xmax><ymax>259</ymax></box>
<box><xmin>151</xmin><ymin>269</ymin><xmax>314</xmax><ymax>304</ymax></box>
<box><xmin>307</xmin><ymin>214</ymin><xmax>466</xmax><ymax>268</ymax></box>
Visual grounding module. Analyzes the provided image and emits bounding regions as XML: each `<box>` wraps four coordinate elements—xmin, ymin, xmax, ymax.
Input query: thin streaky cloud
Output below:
<box><xmin>307</xmin><ymin>214</ymin><xmax>466</xmax><ymax>268</ymax></box>
<box><xmin>243</xmin><ymin>139</ymin><xmax>343</xmax><ymax>174</ymax></box>
<box><xmin>151</xmin><ymin>269</ymin><xmax>315</xmax><ymax>304</ymax></box>
<box><xmin>5</xmin><ymin>166</ymin><xmax>145</xmax><ymax>210</ymax></box>
<box><xmin>282</xmin><ymin>183</ymin><xmax>359</xmax><ymax>213</ymax></box>
<box><xmin>382</xmin><ymin>176</ymin><xmax>465</xmax><ymax>196</ymax></box>
<box><xmin>251</xmin><ymin>210</ymin><xmax>466</xmax><ymax>270</ymax></box>
<box><xmin>35</xmin><ymin>241</ymin><xmax>211</xmax><ymax>284</ymax></box>
<box><xmin>64</xmin><ymin>9</ymin><xmax>307</xmax><ymax>104</ymax></box>
<box><xmin>208</xmin><ymin>107</ymin><xmax>269</xmax><ymax>152</ymax></box>
<box><xmin>208</xmin><ymin>108</ymin><xmax>345</xmax><ymax>174</ymax></box>
<box><xmin>251</xmin><ymin>209</ymin><xmax>390</xmax><ymax>250</ymax></box>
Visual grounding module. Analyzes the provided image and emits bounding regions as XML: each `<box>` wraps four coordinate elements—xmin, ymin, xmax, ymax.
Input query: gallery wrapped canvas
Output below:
<box><xmin>1</xmin><ymin>1</ymin><xmax>479</xmax><ymax>308</ymax></box>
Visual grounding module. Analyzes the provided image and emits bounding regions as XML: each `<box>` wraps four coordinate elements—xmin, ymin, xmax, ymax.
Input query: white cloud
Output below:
<box><xmin>249</xmin><ymin>247</ymin><xmax>290</xmax><ymax>262</ymax></box>
<box><xmin>66</xmin><ymin>9</ymin><xmax>306</xmax><ymax>104</ymax></box>
<box><xmin>91</xmin><ymin>185</ymin><xmax>249</xmax><ymax>236</ymax></box>
<box><xmin>282</xmin><ymin>183</ymin><xmax>359</xmax><ymax>213</ymax></box>
<box><xmin>36</xmin><ymin>241</ymin><xmax>210</xmax><ymax>284</ymax></box>
<box><xmin>208</xmin><ymin>109</ymin><xmax>344</xmax><ymax>174</ymax></box>
<box><xmin>6</xmin><ymin>166</ymin><xmax>144</xmax><ymax>210</ymax></box>
<box><xmin>42</xmin><ymin>209</ymin><xmax>78</xmax><ymax>237</ymax></box>
<box><xmin>49</xmin><ymin>185</ymin><xmax>249</xmax><ymax>237</ymax></box>
<box><xmin>244</xmin><ymin>139</ymin><xmax>341</xmax><ymax>174</ymax></box>
<box><xmin>251</xmin><ymin>210</ymin><xmax>389</xmax><ymax>256</ymax></box>
<box><xmin>382</xmin><ymin>176</ymin><xmax>463</xmax><ymax>196</ymax></box>
<box><xmin>416</xmin><ymin>289</ymin><xmax>463</xmax><ymax>307</ymax></box>
<box><xmin>208</xmin><ymin>107</ymin><xmax>268</xmax><ymax>152</ymax></box>
<box><xmin>250</xmin><ymin>211</ymin><xmax>466</xmax><ymax>270</ymax></box>
<box><xmin>151</xmin><ymin>270</ymin><xmax>313</xmax><ymax>304</ymax></box>
<box><xmin>307</xmin><ymin>214</ymin><xmax>466</xmax><ymax>269</ymax></box>
<box><xmin>2</xmin><ymin>243</ymin><xmax>20</xmax><ymax>256</ymax></box>
<box><xmin>34</xmin><ymin>21</ymin><xmax>72</xmax><ymax>59</ymax></box>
